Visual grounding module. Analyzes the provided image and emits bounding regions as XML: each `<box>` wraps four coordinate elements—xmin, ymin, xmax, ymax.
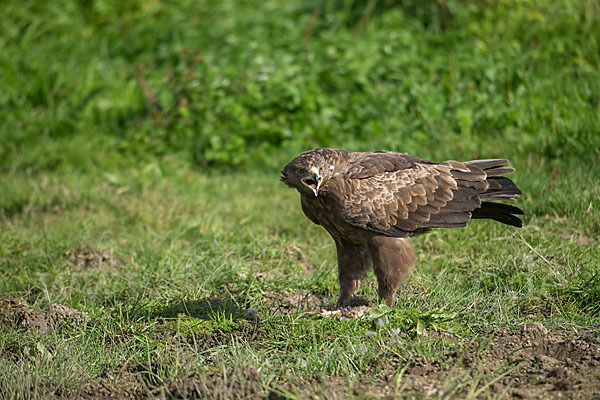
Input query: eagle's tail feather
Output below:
<box><xmin>480</xmin><ymin>176</ymin><xmax>521</xmax><ymax>201</ymax></box>
<box><xmin>470</xmin><ymin>159</ymin><xmax>523</xmax><ymax>227</ymax></box>
<box><xmin>448</xmin><ymin>158</ymin><xmax>524</xmax><ymax>228</ymax></box>
<box><xmin>472</xmin><ymin>202</ymin><xmax>524</xmax><ymax>228</ymax></box>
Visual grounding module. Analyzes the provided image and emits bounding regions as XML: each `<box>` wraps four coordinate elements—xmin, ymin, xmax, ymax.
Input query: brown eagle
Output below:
<box><xmin>281</xmin><ymin>148</ymin><xmax>523</xmax><ymax>307</ymax></box>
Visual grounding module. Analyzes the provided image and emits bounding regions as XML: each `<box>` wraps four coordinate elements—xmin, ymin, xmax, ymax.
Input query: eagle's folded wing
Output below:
<box><xmin>336</xmin><ymin>154</ymin><xmax>521</xmax><ymax>236</ymax></box>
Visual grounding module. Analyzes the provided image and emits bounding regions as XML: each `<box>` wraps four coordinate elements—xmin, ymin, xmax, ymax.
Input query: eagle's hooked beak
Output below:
<box><xmin>302</xmin><ymin>166</ymin><xmax>323</xmax><ymax>197</ymax></box>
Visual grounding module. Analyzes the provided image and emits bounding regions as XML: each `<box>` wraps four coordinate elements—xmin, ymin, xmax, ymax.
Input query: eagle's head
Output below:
<box><xmin>281</xmin><ymin>150</ymin><xmax>331</xmax><ymax>197</ymax></box>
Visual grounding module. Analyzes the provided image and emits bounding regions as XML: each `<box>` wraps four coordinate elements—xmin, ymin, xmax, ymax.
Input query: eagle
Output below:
<box><xmin>281</xmin><ymin>148</ymin><xmax>523</xmax><ymax>308</ymax></box>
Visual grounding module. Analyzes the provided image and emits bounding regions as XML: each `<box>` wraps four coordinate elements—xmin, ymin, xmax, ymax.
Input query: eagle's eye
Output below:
<box><xmin>319</xmin><ymin>166</ymin><xmax>324</xmax><ymax>173</ymax></box>
<box><xmin>296</xmin><ymin>167</ymin><xmax>304</xmax><ymax>175</ymax></box>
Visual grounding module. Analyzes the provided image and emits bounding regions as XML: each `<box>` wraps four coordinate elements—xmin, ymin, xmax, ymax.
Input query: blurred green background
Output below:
<box><xmin>2</xmin><ymin>0</ymin><xmax>598</xmax><ymax>173</ymax></box>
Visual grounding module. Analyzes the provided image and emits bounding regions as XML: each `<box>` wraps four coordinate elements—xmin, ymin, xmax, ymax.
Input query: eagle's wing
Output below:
<box><xmin>336</xmin><ymin>152</ymin><xmax>520</xmax><ymax>236</ymax></box>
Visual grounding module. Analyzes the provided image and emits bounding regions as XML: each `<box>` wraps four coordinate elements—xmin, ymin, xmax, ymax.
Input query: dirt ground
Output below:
<box><xmin>66</xmin><ymin>247</ymin><xmax>124</xmax><ymax>272</ymax></box>
<box><xmin>2</xmin><ymin>297</ymin><xmax>599</xmax><ymax>399</ymax></box>
<box><xmin>0</xmin><ymin>298</ymin><xmax>90</xmax><ymax>335</ymax></box>
<box><xmin>394</xmin><ymin>323</ymin><xmax>600</xmax><ymax>400</ymax></box>
<box><xmin>75</xmin><ymin>322</ymin><xmax>600</xmax><ymax>399</ymax></box>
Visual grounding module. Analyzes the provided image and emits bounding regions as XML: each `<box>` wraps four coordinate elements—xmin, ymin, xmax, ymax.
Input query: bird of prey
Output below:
<box><xmin>281</xmin><ymin>148</ymin><xmax>523</xmax><ymax>307</ymax></box>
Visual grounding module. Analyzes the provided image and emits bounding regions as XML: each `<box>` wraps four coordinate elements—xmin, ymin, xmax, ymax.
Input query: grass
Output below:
<box><xmin>1</xmin><ymin>0</ymin><xmax>600</xmax><ymax>398</ymax></box>
<box><xmin>1</xmin><ymin>163</ymin><xmax>599</xmax><ymax>398</ymax></box>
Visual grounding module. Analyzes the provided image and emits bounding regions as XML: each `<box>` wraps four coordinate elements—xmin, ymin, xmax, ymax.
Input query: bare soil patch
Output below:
<box><xmin>73</xmin><ymin>378</ymin><xmax>146</xmax><ymax>400</ymax></box>
<box><xmin>393</xmin><ymin>323</ymin><xmax>600</xmax><ymax>399</ymax></box>
<box><xmin>272</xmin><ymin>289</ymin><xmax>329</xmax><ymax>314</ymax></box>
<box><xmin>66</xmin><ymin>247</ymin><xmax>124</xmax><ymax>271</ymax></box>
<box><xmin>558</xmin><ymin>231</ymin><xmax>597</xmax><ymax>246</ymax></box>
<box><xmin>0</xmin><ymin>298</ymin><xmax>90</xmax><ymax>334</ymax></box>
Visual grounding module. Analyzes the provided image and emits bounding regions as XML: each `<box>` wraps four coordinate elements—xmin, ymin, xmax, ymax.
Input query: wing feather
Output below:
<box><xmin>340</xmin><ymin>161</ymin><xmax>459</xmax><ymax>234</ymax></box>
<box><xmin>334</xmin><ymin>153</ymin><xmax>523</xmax><ymax>236</ymax></box>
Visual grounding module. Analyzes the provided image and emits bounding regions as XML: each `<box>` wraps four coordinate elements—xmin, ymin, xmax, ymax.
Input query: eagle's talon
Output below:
<box><xmin>337</xmin><ymin>296</ymin><xmax>370</xmax><ymax>308</ymax></box>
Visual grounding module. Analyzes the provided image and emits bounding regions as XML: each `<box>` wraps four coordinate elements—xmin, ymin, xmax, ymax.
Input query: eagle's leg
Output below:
<box><xmin>334</xmin><ymin>237</ymin><xmax>371</xmax><ymax>307</ymax></box>
<box><xmin>367</xmin><ymin>237</ymin><xmax>416</xmax><ymax>307</ymax></box>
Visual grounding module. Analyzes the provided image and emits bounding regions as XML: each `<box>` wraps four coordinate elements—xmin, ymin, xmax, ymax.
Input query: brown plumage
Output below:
<box><xmin>281</xmin><ymin>148</ymin><xmax>523</xmax><ymax>307</ymax></box>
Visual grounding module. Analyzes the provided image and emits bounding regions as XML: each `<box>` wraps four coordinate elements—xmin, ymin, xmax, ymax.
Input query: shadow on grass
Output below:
<box><xmin>154</xmin><ymin>297</ymin><xmax>248</xmax><ymax>321</ymax></box>
<box><xmin>147</xmin><ymin>289</ymin><xmax>334</xmax><ymax>322</ymax></box>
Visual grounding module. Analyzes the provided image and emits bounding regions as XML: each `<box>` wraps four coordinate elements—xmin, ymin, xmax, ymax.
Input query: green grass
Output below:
<box><xmin>1</xmin><ymin>164</ymin><xmax>599</xmax><ymax>397</ymax></box>
<box><xmin>1</xmin><ymin>0</ymin><xmax>599</xmax><ymax>398</ymax></box>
